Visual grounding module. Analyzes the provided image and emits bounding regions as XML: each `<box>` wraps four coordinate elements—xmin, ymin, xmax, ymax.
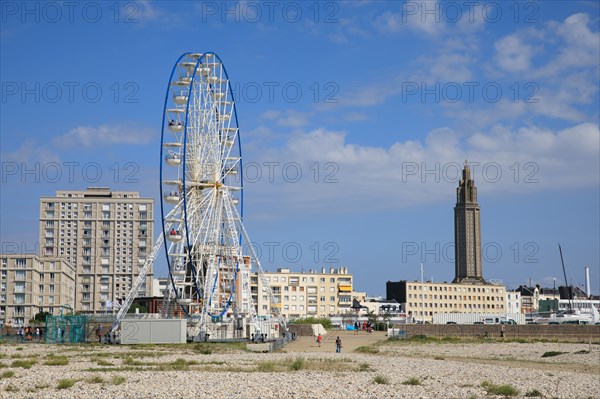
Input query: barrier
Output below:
<box><xmin>389</xmin><ymin>324</ymin><xmax>600</xmax><ymax>342</ymax></box>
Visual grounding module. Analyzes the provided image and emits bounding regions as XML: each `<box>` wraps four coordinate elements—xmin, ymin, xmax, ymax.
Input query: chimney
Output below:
<box><xmin>585</xmin><ymin>266</ymin><xmax>591</xmax><ymax>298</ymax></box>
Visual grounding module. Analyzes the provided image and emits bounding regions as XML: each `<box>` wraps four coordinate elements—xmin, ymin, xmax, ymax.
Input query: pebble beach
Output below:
<box><xmin>0</xmin><ymin>331</ymin><xmax>598</xmax><ymax>398</ymax></box>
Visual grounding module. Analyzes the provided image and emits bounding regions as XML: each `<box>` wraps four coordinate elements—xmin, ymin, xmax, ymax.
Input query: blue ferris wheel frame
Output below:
<box><xmin>159</xmin><ymin>52</ymin><xmax>244</xmax><ymax>317</ymax></box>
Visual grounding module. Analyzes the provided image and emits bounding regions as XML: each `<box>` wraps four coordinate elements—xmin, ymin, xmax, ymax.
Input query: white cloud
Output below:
<box><xmin>135</xmin><ymin>0</ymin><xmax>162</xmax><ymax>21</ymax></box>
<box><xmin>1</xmin><ymin>140</ymin><xmax>61</xmax><ymax>164</ymax></box>
<box><xmin>52</xmin><ymin>124</ymin><xmax>154</xmax><ymax>149</ymax></box>
<box><xmin>259</xmin><ymin>110</ymin><xmax>311</xmax><ymax>128</ymax></box>
<box><xmin>494</xmin><ymin>34</ymin><xmax>533</xmax><ymax>73</ymax></box>
<box><xmin>246</xmin><ymin>123</ymin><xmax>599</xmax><ymax>215</ymax></box>
<box><xmin>375</xmin><ymin>3</ymin><xmax>444</xmax><ymax>36</ymax></box>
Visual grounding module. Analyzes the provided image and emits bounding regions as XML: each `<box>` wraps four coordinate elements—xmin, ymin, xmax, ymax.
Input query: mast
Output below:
<box><xmin>558</xmin><ymin>243</ymin><xmax>573</xmax><ymax>313</ymax></box>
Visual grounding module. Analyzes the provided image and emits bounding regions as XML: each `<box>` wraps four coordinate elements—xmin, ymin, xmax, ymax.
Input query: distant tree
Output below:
<box><xmin>288</xmin><ymin>317</ymin><xmax>332</xmax><ymax>330</ymax></box>
<box><xmin>367</xmin><ymin>310</ymin><xmax>377</xmax><ymax>325</ymax></box>
<box><xmin>382</xmin><ymin>311</ymin><xmax>392</xmax><ymax>325</ymax></box>
<box><xmin>30</xmin><ymin>311</ymin><xmax>51</xmax><ymax>324</ymax></box>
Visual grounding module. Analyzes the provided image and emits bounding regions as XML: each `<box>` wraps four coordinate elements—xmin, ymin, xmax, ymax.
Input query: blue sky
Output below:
<box><xmin>1</xmin><ymin>1</ymin><xmax>599</xmax><ymax>296</ymax></box>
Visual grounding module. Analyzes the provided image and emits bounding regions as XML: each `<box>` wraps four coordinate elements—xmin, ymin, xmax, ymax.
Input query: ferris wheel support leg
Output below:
<box><xmin>234</xmin><ymin>211</ymin><xmax>287</xmax><ymax>332</ymax></box>
<box><xmin>110</xmin><ymin>233</ymin><xmax>165</xmax><ymax>335</ymax></box>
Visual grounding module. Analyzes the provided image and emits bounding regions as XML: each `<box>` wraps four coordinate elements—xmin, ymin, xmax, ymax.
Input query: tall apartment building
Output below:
<box><xmin>0</xmin><ymin>254</ymin><xmax>75</xmax><ymax>327</ymax></box>
<box><xmin>251</xmin><ymin>267</ymin><xmax>354</xmax><ymax>319</ymax></box>
<box><xmin>386</xmin><ymin>280</ymin><xmax>507</xmax><ymax>322</ymax></box>
<box><xmin>40</xmin><ymin>187</ymin><xmax>154</xmax><ymax>314</ymax></box>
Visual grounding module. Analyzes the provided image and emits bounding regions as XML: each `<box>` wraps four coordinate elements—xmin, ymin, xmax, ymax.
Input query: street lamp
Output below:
<box><xmin>553</xmin><ymin>278</ymin><xmax>557</xmax><ymax>311</ymax></box>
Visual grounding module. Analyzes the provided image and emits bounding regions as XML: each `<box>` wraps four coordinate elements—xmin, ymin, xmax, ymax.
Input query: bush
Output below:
<box><xmin>358</xmin><ymin>363</ymin><xmax>370</xmax><ymax>371</ymax></box>
<box><xmin>57</xmin><ymin>379</ymin><xmax>76</xmax><ymax>390</ymax></box>
<box><xmin>1</xmin><ymin>371</ymin><xmax>15</xmax><ymax>378</ymax></box>
<box><xmin>45</xmin><ymin>356</ymin><xmax>68</xmax><ymax>366</ymax></box>
<box><xmin>373</xmin><ymin>375</ymin><xmax>389</xmax><ymax>385</ymax></box>
<box><xmin>111</xmin><ymin>376</ymin><xmax>126</xmax><ymax>385</ymax></box>
<box><xmin>288</xmin><ymin>317</ymin><xmax>332</xmax><ymax>330</ymax></box>
<box><xmin>525</xmin><ymin>389</ymin><xmax>543</xmax><ymax>397</ymax></box>
<box><xmin>541</xmin><ymin>351</ymin><xmax>565</xmax><ymax>358</ymax></box>
<box><xmin>290</xmin><ymin>357</ymin><xmax>304</xmax><ymax>371</ymax></box>
<box><xmin>11</xmin><ymin>359</ymin><xmax>36</xmax><ymax>369</ymax></box>
<box><xmin>5</xmin><ymin>384</ymin><xmax>19</xmax><ymax>392</ymax></box>
<box><xmin>402</xmin><ymin>377</ymin><xmax>421</xmax><ymax>386</ymax></box>
<box><xmin>481</xmin><ymin>381</ymin><xmax>519</xmax><ymax>396</ymax></box>
<box><xmin>355</xmin><ymin>345</ymin><xmax>379</xmax><ymax>354</ymax></box>
<box><xmin>257</xmin><ymin>361</ymin><xmax>276</xmax><ymax>372</ymax></box>
<box><xmin>88</xmin><ymin>376</ymin><xmax>104</xmax><ymax>384</ymax></box>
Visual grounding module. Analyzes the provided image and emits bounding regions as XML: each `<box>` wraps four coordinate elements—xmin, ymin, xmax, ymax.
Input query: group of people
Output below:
<box><xmin>250</xmin><ymin>333</ymin><xmax>268</xmax><ymax>343</ymax></box>
<box><xmin>96</xmin><ymin>325</ymin><xmax>118</xmax><ymax>344</ymax></box>
<box><xmin>354</xmin><ymin>320</ymin><xmax>373</xmax><ymax>334</ymax></box>
<box><xmin>7</xmin><ymin>326</ymin><xmax>43</xmax><ymax>342</ymax></box>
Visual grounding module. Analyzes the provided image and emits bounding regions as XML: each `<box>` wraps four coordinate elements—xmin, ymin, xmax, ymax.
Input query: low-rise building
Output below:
<box><xmin>505</xmin><ymin>291</ymin><xmax>521</xmax><ymax>314</ymax></box>
<box><xmin>251</xmin><ymin>267</ymin><xmax>355</xmax><ymax>319</ymax></box>
<box><xmin>0</xmin><ymin>254</ymin><xmax>76</xmax><ymax>327</ymax></box>
<box><xmin>386</xmin><ymin>280</ymin><xmax>507</xmax><ymax>323</ymax></box>
<box><xmin>357</xmin><ymin>298</ymin><xmax>402</xmax><ymax>317</ymax></box>
<box><xmin>152</xmin><ymin>277</ymin><xmax>169</xmax><ymax>297</ymax></box>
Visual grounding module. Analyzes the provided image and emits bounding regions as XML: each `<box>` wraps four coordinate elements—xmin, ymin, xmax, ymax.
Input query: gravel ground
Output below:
<box><xmin>0</xmin><ymin>336</ymin><xmax>598</xmax><ymax>398</ymax></box>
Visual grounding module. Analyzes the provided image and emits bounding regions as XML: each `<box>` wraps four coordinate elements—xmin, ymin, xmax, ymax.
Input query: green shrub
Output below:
<box><xmin>257</xmin><ymin>361</ymin><xmax>276</xmax><ymax>372</ymax></box>
<box><xmin>541</xmin><ymin>351</ymin><xmax>565</xmax><ymax>358</ymax></box>
<box><xmin>358</xmin><ymin>363</ymin><xmax>370</xmax><ymax>371</ymax></box>
<box><xmin>57</xmin><ymin>379</ymin><xmax>76</xmax><ymax>390</ymax></box>
<box><xmin>481</xmin><ymin>381</ymin><xmax>519</xmax><ymax>396</ymax></box>
<box><xmin>88</xmin><ymin>376</ymin><xmax>104</xmax><ymax>384</ymax></box>
<box><xmin>11</xmin><ymin>359</ymin><xmax>36</xmax><ymax>369</ymax></box>
<box><xmin>290</xmin><ymin>357</ymin><xmax>304</xmax><ymax>371</ymax></box>
<box><xmin>5</xmin><ymin>384</ymin><xmax>19</xmax><ymax>392</ymax></box>
<box><xmin>111</xmin><ymin>375</ymin><xmax>126</xmax><ymax>385</ymax></box>
<box><xmin>355</xmin><ymin>345</ymin><xmax>379</xmax><ymax>354</ymax></box>
<box><xmin>525</xmin><ymin>389</ymin><xmax>543</xmax><ymax>397</ymax></box>
<box><xmin>1</xmin><ymin>370</ymin><xmax>15</xmax><ymax>378</ymax></box>
<box><xmin>123</xmin><ymin>357</ymin><xmax>144</xmax><ymax>366</ymax></box>
<box><xmin>402</xmin><ymin>377</ymin><xmax>421</xmax><ymax>386</ymax></box>
<box><xmin>95</xmin><ymin>359</ymin><xmax>113</xmax><ymax>366</ymax></box>
<box><xmin>288</xmin><ymin>317</ymin><xmax>332</xmax><ymax>329</ymax></box>
<box><xmin>45</xmin><ymin>356</ymin><xmax>68</xmax><ymax>366</ymax></box>
<box><xmin>373</xmin><ymin>375</ymin><xmax>389</xmax><ymax>385</ymax></box>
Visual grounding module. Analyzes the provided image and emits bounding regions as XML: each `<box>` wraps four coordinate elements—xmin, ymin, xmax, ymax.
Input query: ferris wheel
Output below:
<box><xmin>159</xmin><ymin>52</ymin><xmax>281</xmax><ymax>337</ymax></box>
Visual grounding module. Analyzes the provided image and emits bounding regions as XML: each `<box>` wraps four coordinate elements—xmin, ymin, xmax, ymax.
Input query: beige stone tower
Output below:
<box><xmin>453</xmin><ymin>162</ymin><xmax>485</xmax><ymax>284</ymax></box>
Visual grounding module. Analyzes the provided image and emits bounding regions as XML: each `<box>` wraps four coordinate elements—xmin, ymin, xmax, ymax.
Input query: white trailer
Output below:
<box><xmin>433</xmin><ymin>313</ymin><xmax>525</xmax><ymax>325</ymax></box>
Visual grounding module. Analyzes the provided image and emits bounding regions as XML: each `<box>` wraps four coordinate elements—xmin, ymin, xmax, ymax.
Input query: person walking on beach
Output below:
<box><xmin>335</xmin><ymin>336</ymin><xmax>342</xmax><ymax>353</ymax></box>
<box><xmin>317</xmin><ymin>333</ymin><xmax>323</xmax><ymax>347</ymax></box>
<box><xmin>96</xmin><ymin>325</ymin><xmax>103</xmax><ymax>343</ymax></box>
<box><xmin>500</xmin><ymin>324</ymin><xmax>505</xmax><ymax>339</ymax></box>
